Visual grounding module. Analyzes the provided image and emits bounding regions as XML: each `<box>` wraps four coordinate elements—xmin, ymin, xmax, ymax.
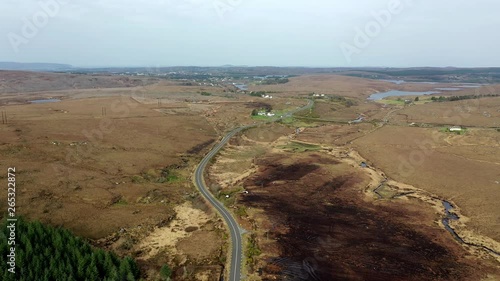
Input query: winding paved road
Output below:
<box><xmin>193</xmin><ymin>100</ymin><xmax>313</xmax><ymax>281</ymax></box>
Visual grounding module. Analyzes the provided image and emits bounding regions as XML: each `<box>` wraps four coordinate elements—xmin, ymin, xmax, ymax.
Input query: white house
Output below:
<box><xmin>449</xmin><ymin>126</ymin><xmax>463</xmax><ymax>132</ymax></box>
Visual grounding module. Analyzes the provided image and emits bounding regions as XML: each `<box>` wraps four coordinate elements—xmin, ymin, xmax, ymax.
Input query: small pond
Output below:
<box><xmin>30</xmin><ymin>99</ymin><xmax>61</xmax><ymax>104</ymax></box>
<box><xmin>368</xmin><ymin>90</ymin><xmax>439</xmax><ymax>101</ymax></box>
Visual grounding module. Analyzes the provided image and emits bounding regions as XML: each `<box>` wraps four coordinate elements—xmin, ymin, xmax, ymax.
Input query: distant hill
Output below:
<box><xmin>0</xmin><ymin>62</ymin><xmax>73</xmax><ymax>71</ymax></box>
<box><xmin>0</xmin><ymin>71</ymin><xmax>159</xmax><ymax>94</ymax></box>
<box><xmin>339</xmin><ymin>67</ymin><xmax>500</xmax><ymax>83</ymax></box>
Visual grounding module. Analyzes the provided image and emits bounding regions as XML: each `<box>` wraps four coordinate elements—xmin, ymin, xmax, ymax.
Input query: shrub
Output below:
<box><xmin>160</xmin><ymin>265</ymin><xmax>172</xmax><ymax>280</ymax></box>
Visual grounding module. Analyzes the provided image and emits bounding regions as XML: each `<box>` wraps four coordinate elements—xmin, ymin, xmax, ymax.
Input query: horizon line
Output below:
<box><xmin>2</xmin><ymin>62</ymin><xmax>500</xmax><ymax>69</ymax></box>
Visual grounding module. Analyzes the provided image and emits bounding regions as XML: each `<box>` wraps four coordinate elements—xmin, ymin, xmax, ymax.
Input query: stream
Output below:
<box><xmin>442</xmin><ymin>201</ymin><xmax>465</xmax><ymax>243</ymax></box>
<box><xmin>372</xmin><ymin>183</ymin><xmax>500</xmax><ymax>257</ymax></box>
<box><xmin>441</xmin><ymin>201</ymin><xmax>500</xmax><ymax>256</ymax></box>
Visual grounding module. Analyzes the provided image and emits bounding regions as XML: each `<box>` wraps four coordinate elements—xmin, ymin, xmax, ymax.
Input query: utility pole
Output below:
<box><xmin>1</xmin><ymin>111</ymin><xmax>6</xmax><ymax>124</ymax></box>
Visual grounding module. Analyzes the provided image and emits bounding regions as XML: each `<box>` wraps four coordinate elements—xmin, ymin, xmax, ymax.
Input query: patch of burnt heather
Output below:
<box><xmin>308</xmin><ymin>154</ymin><xmax>340</xmax><ymax>165</ymax></box>
<box><xmin>243</xmin><ymin>162</ymin><xmax>477</xmax><ymax>281</ymax></box>
<box><xmin>187</xmin><ymin>139</ymin><xmax>215</xmax><ymax>154</ymax></box>
<box><xmin>316</xmin><ymin>175</ymin><xmax>355</xmax><ymax>192</ymax></box>
<box><xmin>245</xmin><ymin>102</ymin><xmax>273</xmax><ymax>111</ymax></box>
<box><xmin>228</xmin><ymin>135</ymin><xmax>254</xmax><ymax>146</ymax></box>
<box><xmin>254</xmin><ymin>197</ymin><xmax>470</xmax><ymax>281</ymax></box>
<box><xmin>246</xmin><ymin>163</ymin><xmax>319</xmax><ymax>187</ymax></box>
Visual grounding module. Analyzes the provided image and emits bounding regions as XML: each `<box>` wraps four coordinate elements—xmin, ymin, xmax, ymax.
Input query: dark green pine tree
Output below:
<box><xmin>0</xmin><ymin>218</ymin><xmax>142</xmax><ymax>281</ymax></box>
<box><xmin>160</xmin><ymin>265</ymin><xmax>172</xmax><ymax>280</ymax></box>
<box><xmin>119</xmin><ymin>258</ymin><xmax>132</xmax><ymax>279</ymax></box>
<box><xmin>86</xmin><ymin>257</ymin><xmax>99</xmax><ymax>281</ymax></box>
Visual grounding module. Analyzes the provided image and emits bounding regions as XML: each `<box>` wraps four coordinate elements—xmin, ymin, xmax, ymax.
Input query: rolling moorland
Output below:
<box><xmin>0</xmin><ymin>67</ymin><xmax>499</xmax><ymax>280</ymax></box>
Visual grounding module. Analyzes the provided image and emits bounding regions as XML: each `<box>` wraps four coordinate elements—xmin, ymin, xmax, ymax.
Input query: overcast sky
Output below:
<box><xmin>1</xmin><ymin>0</ymin><xmax>499</xmax><ymax>67</ymax></box>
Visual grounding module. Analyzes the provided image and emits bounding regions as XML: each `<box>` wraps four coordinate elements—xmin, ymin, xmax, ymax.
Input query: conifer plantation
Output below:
<box><xmin>0</xmin><ymin>218</ymin><xmax>141</xmax><ymax>281</ymax></box>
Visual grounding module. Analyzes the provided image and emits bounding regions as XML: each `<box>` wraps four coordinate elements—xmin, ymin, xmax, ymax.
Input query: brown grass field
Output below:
<box><xmin>248</xmin><ymin>74</ymin><xmax>495</xmax><ymax>100</ymax></box>
<box><xmin>0</xmin><ymin>70</ymin><xmax>158</xmax><ymax>94</ymax></box>
<box><xmin>352</xmin><ymin>126</ymin><xmax>500</xmax><ymax>240</ymax></box>
<box><xmin>0</xmin><ymin>92</ymin><xmax>229</xmax><ymax>279</ymax></box>
<box><xmin>249</xmin><ymin>75</ymin><xmax>395</xmax><ymax>98</ymax></box>
<box><xmin>1</xmin><ymin>71</ymin><xmax>499</xmax><ymax>280</ymax></box>
<box><xmin>209</xmin><ymin>128</ymin><xmax>500</xmax><ymax>280</ymax></box>
<box><xmin>397</xmin><ymin>97</ymin><xmax>500</xmax><ymax>127</ymax></box>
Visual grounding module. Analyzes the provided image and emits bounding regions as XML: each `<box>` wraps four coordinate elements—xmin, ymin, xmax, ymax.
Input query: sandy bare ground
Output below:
<box><xmin>137</xmin><ymin>202</ymin><xmax>213</xmax><ymax>259</ymax></box>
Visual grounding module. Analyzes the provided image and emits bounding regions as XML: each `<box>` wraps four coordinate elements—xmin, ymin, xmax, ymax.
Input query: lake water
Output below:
<box><xmin>458</xmin><ymin>85</ymin><xmax>482</xmax><ymax>88</ymax></box>
<box><xmin>234</xmin><ymin>84</ymin><xmax>247</xmax><ymax>91</ymax></box>
<box><xmin>380</xmin><ymin>80</ymin><xmax>437</xmax><ymax>85</ymax></box>
<box><xmin>368</xmin><ymin>90</ymin><xmax>440</xmax><ymax>101</ymax></box>
<box><xmin>377</xmin><ymin>79</ymin><xmax>483</xmax><ymax>89</ymax></box>
<box><xmin>381</xmin><ymin>79</ymin><xmax>406</xmax><ymax>85</ymax></box>
<box><xmin>30</xmin><ymin>99</ymin><xmax>61</xmax><ymax>104</ymax></box>
<box><xmin>435</xmin><ymin>88</ymin><xmax>461</xmax><ymax>91</ymax></box>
